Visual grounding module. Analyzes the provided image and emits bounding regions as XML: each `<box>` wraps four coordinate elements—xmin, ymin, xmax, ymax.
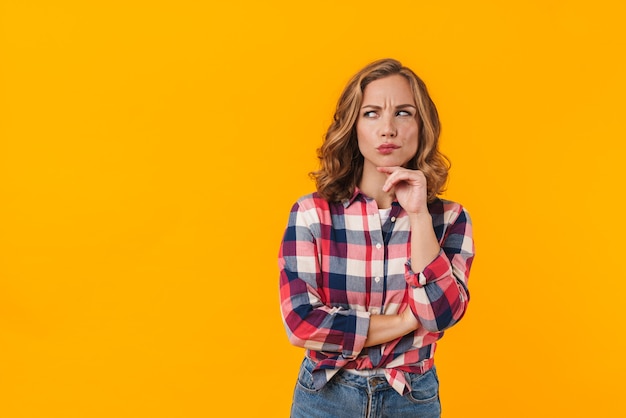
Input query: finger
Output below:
<box><xmin>376</xmin><ymin>166</ymin><xmax>401</xmax><ymax>175</ymax></box>
<box><xmin>383</xmin><ymin>173</ymin><xmax>410</xmax><ymax>192</ymax></box>
<box><xmin>382</xmin><ymin>170</ymin><xmax>423</xmax><ymax>192</ymax></box>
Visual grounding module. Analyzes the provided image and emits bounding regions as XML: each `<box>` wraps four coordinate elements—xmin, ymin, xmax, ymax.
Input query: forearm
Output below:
<box><xmin>408</xmin><ymin>212</ymin><xmax>440</xmax><ymax>272</ymax></box>
<box><xmin>364</xmin><ymin>309</ymin><xmax>418</xmax><ymax>347</ymax></box>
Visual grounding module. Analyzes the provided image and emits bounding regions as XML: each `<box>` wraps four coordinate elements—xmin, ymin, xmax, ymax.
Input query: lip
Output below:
<box><xmin>377</xmin><ymin>144</ymin><xmax>400</xmax><ymax>155</ymax></box>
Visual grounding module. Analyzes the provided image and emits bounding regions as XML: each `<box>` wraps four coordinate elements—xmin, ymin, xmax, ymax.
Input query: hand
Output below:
<box><xmin>377</xmin><ymin>166</ymin><xmax>428</xmax><ymax>215</ymax></box>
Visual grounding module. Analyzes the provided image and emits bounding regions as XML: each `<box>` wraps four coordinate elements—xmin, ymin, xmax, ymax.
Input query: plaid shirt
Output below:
<box><xmin>278</xmin><ymin>189</ymin><xmax>474</xmax><ymax>395</ymax></box>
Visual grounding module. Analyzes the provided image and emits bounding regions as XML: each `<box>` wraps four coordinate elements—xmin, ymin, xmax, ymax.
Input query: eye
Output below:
<box><xmin>396</xmin><ymin>110</ymin><xmax>413</xmax><ymax>117</ymax></box>
<box><xmin>363</xmin><ymin>110</ymin><xmax>377</xmax><ymax>118</ymax></box>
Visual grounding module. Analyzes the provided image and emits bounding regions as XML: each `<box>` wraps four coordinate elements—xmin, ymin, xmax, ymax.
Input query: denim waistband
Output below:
<box><xmin>333</xmin><ymin>369</ymin><xmax>393</xmax><ymax>392</ymax></box>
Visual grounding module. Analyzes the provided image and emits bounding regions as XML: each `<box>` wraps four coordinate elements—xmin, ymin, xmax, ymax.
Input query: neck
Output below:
<box><xmin>358</xmin><ymin>164</ymin><xmax>394</xmax><ymax>209</ymax></box>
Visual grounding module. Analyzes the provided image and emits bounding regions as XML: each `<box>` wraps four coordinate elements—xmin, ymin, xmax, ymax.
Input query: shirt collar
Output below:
<box><xmin>341</xmin><ymin>188</ymin><xmax>363</xmax><ymax>208</ymax></box>
<box><xmin>341</xmin><ymin>187</ymin><xmax>401</xmax><ymax>209</ymax></box>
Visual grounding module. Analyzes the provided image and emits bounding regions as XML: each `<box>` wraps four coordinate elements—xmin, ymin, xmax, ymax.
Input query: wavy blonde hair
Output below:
<box><xmin>311</xmin><ymin>58</ymin><xmax>449</xmax><ymax>203</ymax></box>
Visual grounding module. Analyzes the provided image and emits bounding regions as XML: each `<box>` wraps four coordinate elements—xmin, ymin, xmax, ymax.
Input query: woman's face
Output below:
<box><xmin>356</xmin><ymin>74</ymin><xmax>419</xmax><ymax>172</ymax></box>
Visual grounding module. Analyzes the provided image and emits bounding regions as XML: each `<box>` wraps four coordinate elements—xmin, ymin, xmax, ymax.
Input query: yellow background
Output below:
<box><xmin>1</xmin><ymin>1</ymin><xmax>625</xmax><ymax>416</ymax></box>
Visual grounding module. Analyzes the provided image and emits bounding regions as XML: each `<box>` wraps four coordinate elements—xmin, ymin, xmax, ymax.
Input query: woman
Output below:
<box><xmin>278</xmin><ymin>58</ymin><xmax>474</xmax><ymax>418</ymax></box>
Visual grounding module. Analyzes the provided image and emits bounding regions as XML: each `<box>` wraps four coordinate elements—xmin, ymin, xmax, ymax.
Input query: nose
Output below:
<box><xmin>381</xmin><ymin>114</ymin><xmax>396</xmax><ymax>138</ymax></box>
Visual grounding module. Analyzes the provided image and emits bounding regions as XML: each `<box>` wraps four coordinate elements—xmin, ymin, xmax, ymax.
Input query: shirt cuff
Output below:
<box><xmin>341</xmin><ymin>310</ymin><xmax>370</xmax><ymax>359</ymax></box>
<box><xmin>404</xmin><ymin>249</ymin><xmax>453</xmax><ymax>288</ymax></box>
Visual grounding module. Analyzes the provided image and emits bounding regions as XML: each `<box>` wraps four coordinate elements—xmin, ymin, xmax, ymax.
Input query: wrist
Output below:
<box><xmin>407</xmin><ymin>211</ymin><xmax>432</xmax><ymax>225</ymax></box>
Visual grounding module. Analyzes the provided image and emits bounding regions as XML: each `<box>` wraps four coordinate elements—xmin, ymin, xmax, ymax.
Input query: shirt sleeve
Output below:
<box><xmin>278</xmin><ymin>199</ymin><xmax>370</xmax><ymax>359</ymax></box>
<box><xmin>404</xmin><ymin>204</ymin><xmax>474</xmax><ymax>332</ymax></box>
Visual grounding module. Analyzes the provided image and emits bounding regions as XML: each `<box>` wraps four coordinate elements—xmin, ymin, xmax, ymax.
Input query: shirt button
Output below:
<box><xmin>391</xmin><ymin>216</ymin><xmax>396</xmax><ymax>222</ymax></box>
<box><xmin>374</xmin><ymin>276</ymin><xmax>381</xmax><ymax>283</ymax></box>
<box><xmin>375</xmin><ymin>243</ymin><xmax>382</xmax><ymax>249</ymax></box>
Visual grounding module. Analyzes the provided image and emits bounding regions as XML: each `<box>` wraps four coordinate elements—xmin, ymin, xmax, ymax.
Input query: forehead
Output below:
<box><xmin>362</xmin><ymin>75</ymin><xmax>415</xmax><ymax>104</ymax></box>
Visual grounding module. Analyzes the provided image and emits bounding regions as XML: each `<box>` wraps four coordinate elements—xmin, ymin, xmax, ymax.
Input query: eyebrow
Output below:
<box><xmin>360</xmin><ymin>104</ymin><xmax>417</xmax><ymax>110</ymax></box>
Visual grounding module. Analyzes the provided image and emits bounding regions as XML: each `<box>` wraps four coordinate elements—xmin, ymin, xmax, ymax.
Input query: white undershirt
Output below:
<box><xmin>378</xmin><ymin>207</ymin><xmax>392</xmax><ymax>224</ymax></box>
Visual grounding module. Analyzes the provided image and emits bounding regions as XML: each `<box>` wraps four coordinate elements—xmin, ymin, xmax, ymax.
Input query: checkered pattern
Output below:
<box><xmin>278</xmin><ymin>189</ymin><xmax>474</xmax><ymax>395</ymax></box>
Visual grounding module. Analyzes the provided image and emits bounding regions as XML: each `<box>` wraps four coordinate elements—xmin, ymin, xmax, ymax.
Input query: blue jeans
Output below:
<box><xmin>290</xmin><ymin>357</ymin><xmax>441</xmax><ymax>418</ymax></box>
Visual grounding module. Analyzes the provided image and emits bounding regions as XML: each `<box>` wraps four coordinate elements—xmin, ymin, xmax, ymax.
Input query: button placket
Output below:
<box><xmin>367</xmin><ymin>198</ymin><xmax>386</xmax><ymax>315</ymax></box>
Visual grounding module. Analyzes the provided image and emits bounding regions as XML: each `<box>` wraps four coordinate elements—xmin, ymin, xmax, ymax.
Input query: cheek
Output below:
<box><xmin>406</xmin><ymin>124</ymin><xmax>419</xmax><ymax>145</ymax></box>
<box><xmin>356</xmin><ymin>120</ymin><xmax>367</xmax><ymax>136</ymax></box>
<box><xmin>407</xmin><ymin>126</ymin><xmax>420</xmax><ymax>156</ymax></box>
<box><xmin>355</xmin><ymin>122</ymin><xmax>371</xmax><ymax>145</ymax></box>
